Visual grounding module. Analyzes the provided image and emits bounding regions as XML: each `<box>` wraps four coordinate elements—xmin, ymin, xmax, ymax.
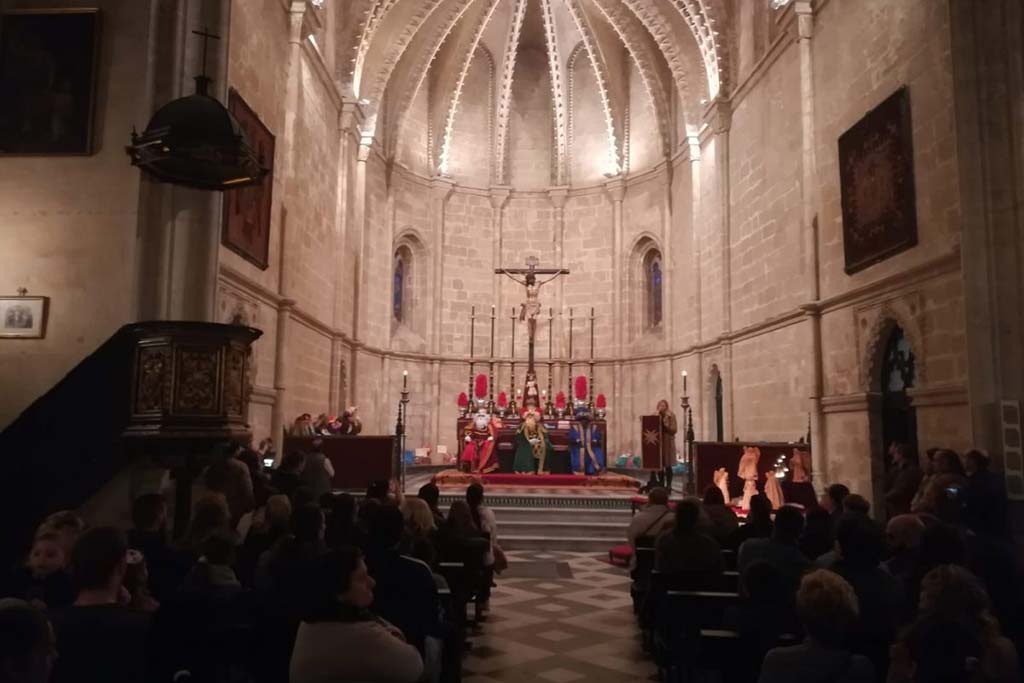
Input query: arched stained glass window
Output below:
<box><xmin>393</xmin><ymin>253</ymin><xmax>405</xmax><ymax>323</ymax></box>
<box><xmin>644</xmin><ymin>251</ymin><xmax>663</xmax><ymax>329</ymax></box>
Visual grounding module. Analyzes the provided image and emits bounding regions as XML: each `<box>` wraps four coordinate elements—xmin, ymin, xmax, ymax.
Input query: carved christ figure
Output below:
<box><xmin>495</xmin><ymin>257</ymin><xmax>570</xmax><ymax>340</ymax></box>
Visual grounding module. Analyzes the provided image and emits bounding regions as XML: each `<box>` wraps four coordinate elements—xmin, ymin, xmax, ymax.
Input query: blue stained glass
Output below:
<box><xmin>393</xmin><ymin>257</ymin><xmax>404</xmax><ymax>322</ymax></box>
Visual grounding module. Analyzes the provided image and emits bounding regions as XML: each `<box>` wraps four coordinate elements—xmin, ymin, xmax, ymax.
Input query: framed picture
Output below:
<box><xmin>0</xmin><ymin>9</ymin><xmax>101</xmax><ymax>155</ymax></box>
<box><xmin>222</xmin><ymin>89</ymin><xmax>275</xmax><ymax>269</ymax></box>
<box><xmin>0</xmin><ymin>296</ymin><xmax>49</xmax><ymax>339</ymax></box>
<box><xmin>839</xmin><ymin>87</ymin><xmax>918</xmax><ymax>274</ymax></box>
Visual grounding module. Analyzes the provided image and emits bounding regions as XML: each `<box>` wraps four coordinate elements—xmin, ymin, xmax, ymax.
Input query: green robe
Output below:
<box><xmin>513</xmin><ymin>422</ymin><xmax>553</xmax><ymax>474</ymax></box>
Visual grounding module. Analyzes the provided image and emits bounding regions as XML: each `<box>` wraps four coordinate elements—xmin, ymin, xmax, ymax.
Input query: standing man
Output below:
<box><xmin>656</xmin><ymin>399</ymin><xmax>678</xmax><ymax>491</ymax></box>
<box><xmin>883</xmin><ymin>442</ymin><xmax>921</xmax><ymax>518</ymax></box>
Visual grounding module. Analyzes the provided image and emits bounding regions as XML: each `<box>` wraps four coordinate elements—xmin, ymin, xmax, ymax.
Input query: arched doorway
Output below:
<box><xmin>881</xmin><ymin>325</ymin><xmax>918</xmax><ymax>462</ymax></box>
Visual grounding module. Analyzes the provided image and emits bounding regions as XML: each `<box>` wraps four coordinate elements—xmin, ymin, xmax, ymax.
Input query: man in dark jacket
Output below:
<box><xmin>884</xmin><ymin>442</ymin><xmax>921</xmax><ymax>518</ymax></box>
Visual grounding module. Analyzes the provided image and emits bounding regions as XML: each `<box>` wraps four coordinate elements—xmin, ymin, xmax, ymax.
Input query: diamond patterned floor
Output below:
<box><xmin>464</xmin><ymin>551</ymin><xmax>654</xmax><ymax>683</ymax></box>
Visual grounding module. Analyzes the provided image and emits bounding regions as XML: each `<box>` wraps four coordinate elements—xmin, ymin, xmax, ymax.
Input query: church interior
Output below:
<box><xmin>1</xmin><ymin>0</ymin><xmax>1023</xmax><ymax>681</ymax></box>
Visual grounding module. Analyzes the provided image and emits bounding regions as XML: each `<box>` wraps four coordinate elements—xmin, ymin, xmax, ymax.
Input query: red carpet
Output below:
<box><xmin>432</xmin><ymin>469</ymin><xmax>641</xmax><ymax>491</ymax></box>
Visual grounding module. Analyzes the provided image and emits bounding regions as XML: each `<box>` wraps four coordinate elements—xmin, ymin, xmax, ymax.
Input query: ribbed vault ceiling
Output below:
<box><xmin>337</xmin><ymin>0</ymin><xmax>732</xmax><ymax>182</ymax></box>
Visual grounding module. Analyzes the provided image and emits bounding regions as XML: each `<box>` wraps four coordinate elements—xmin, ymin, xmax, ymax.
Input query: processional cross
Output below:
<box><xmin>495</xmin><ymin>257</ymin><xmax>570</xmax><ymax>393</ymax></box>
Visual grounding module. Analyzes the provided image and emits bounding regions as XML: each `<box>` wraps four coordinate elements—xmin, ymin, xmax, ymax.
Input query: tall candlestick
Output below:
<box><xmin>468</xmin><ymin>306</ymin><xmax>476</xmax><ymax>408</ymax></box>
<box><xmin>682</xmin><ymin>370</ymin><xmax>687</xmax><ymax>395</ymax></box>
<box><xmin>589</xmin><ymin>307</ymin><xmax>595</xmax><ymax>360</ymax></box>
<box><xmin>488</xmin><ymin>306</ymin><xmax>496</xmax><ymax>409</ymax></box>
<box><xmin>403</xmin><ymin>370</ymin><xmax>408</xmax><ymax>389</ymax></box>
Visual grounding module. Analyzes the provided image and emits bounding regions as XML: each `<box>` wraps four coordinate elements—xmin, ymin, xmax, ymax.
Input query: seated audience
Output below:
<box><xmin>289</xmin><ymin>547</ymin><xmax>423</xmax><ymax>683</ymax></box>
<box><xmin>0</xmin><ymin>598</ymin><xmax>56</xmax><ymax>683</ymax></box>
<box><xmin>700</xmin><ymin>485</ymin><xmax>740</xmax><ymax>547</ymax></box>
<box><xmin>259</xmin><ymin>503</ymin><xmax>326</xmax><ymax>596</ymax></box>
<box><xmin>799</xmin><ymin>507</ymin><xmax>834</xmax><ymax>561</ymax></box>
<box><xmin>364</xmin><ymin>505</ymin><xmax>442</xmax><ymax>653</ymax></box>
<box><xmin>758</xmin><ymin>569</ymin><xmax>874</xmax><ymax>683</ymax></box>
<box><xmin>300</xmin><ymin>438</ymin><xmax>336</xmax><ymax>502</ymax></box>
<box><xmin>831</xmin><ymin>515</ymin><xmax>904</xmax><ymax>679</ymax></box>
<box><xmin>177</xmin><ymin>493</ymin><xmax>233</xmax><ymax>561</ymax></box>
<box><xmin>884</xmin><ymin>442</ymin><xmax>922</xmax><ymax>518</ymax></box>
<box><xmin>732</xmin><ymin>561</ymin><xmax>800</xmax><ymax>681</ymax></box>
<box><xmin>48</xmin><ymin>527</ymin><xmax>152</xmax><ymax>683</ymax></box>
<box><xmin>820</xmin><ymin>483</ymin><xmax>851</xmax><ymax>523</ymax></box>
<box><xmin>914</xmin><ymin>450</ymin><xmax>967</xmax><ymax>515</ymax></box>
<box><xmin>272</xmin><ymin>452</ymin><xmax>307</xmax><ymax>502</ymax></box>
<box><xmin>324</xmin><ymin>492</ymin><xmax>364</xmax><ymax>551</ymax></box>
<box><xmin>962</xmin><ymin>449</ymin><xmax>1008</xmax><ymax>538</ymax></box>
<box><xmin>439</xmin><ymin>500</ymin><xmax>487</xmax><ymax>556</ymax></box>
<box><xmin>127</xmin><ymin>493</ymin><xmax>186</xmax><ymax>602</ymax></box>
<box><xmin>238</xmin><ymin>446</ymin><xmax>274</xmax><ymax>508</ymax></box>
<box><xmin>33</xmin><ymin>511</ymin><xmax>86</xmax><ymax>561</ymax></box>
<box><xmin>843</xmin><ymin>494</ymin><xmax>872</xmax><ymax>517</ymax></box>
<box><xmin>654</xmin><ymin>498</ymin><xmax>724</xmax><ymax>581</ymax></box>
<box><xmin>815</xmin><ymin>494</ymin><xmax>872</xmax><ymax>569</ymax></box>
<box><xmin>204</xmin><ymin>442</ymin><xmax>256</xmax><ymax>527</ymax></box>
<box><xmin>180</xmin><ymin>532</ymin><xmax>242</xmax><ymax>597</ymax></box>
<box><xmin>417</xmin><ymin>483</ymin><xmax>446</xmax><ymax>528</ymax></box>
<box><xmin>882</xmin><ymin>514</ymin><xmax>925</xmax><ymax>597</ymax></box>
<box><xmin>889</xmin><ymin>564</ymin><xmax>1020</xmax><ymax>683</ymax></box>
<box><xmin>466</xmin><ymin>483</ymin><xmax>500</xmax><ymax>612</ymax></box>
<box><xmin>627</xmin><ymin>487</ymin><xmax>674</xmax><ymax>549</ymax></box>
<box><xmin>399</xmin><ymin>497</ymin><xmax>438</xmax><ymax>560</ymax></box>
<box><xmin>122</xmin><ymin>550</ymin><xmax>159</xmax><ymax>613</ymax></box>
<box><xmin>3</xmin><ymin>531</ymin><xmax>74</xmax><ymax>609</ymax></box>
<box><xmin>239</xmin><ymin>494</ymin><xmax>292</xmax><ymax>586</ymax></box>
<box><xmin>738</xmin><ymin>505</ymin><xmax>810</xmax><ymax>592</ymax></box>
<box><xmin>734</xmin><ymin>494</ymin><xmax>774</xmax><ymax>547</ymax></box>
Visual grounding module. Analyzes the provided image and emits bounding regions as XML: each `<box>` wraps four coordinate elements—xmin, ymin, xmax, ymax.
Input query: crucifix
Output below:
<box><xmin>495</xmin><ymin>256</ymin><xmax>570</xmax><ymax>409</ymax></box>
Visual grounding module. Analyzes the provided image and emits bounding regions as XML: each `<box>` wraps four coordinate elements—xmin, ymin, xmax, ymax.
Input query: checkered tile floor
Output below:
<box><xmin>464</xmin><ymin>551</ymin><xmax>654</xmax><ymax>683</ymax></box>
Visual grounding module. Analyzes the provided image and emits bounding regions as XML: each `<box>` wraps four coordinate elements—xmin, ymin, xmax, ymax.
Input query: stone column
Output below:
<box><xmin>796</xmin><ymin>1</ymin><xmax>827</xmax><ymax>489</ymax></box>
<box><xmin>329</xmin><ymin>101</ymin><xmax>363</xmax><ymax>413</ymax></box>
<box><xmin>606</xmin><ymin>177</ymin><xmax>626</xmax><ymax>455</ymax></box>
<box><xmin>950</xmin><ymin>0</ymin><xmax>1024</xmax><ymax>498</ymax></box>
<box><xmin>687</xmin><ymin>135</ymin><xmax>703</xmax><ymax>345</ymax></box>
<box><xmin>490</xmin><ymin>186</ymin><xmax>511</xmax><ymax>343</ymax></box>
<box><xmin>704</xmin><ymin>97</ymin><xmax>733</xmax><ymax>439</ymax></box>
<box><xmin>133</xmin><ymin>0</ymin><xmax>232</xmax><ymax>323</ymax></box>
<box><xmin>549</xmin><ymin>186</ymin><xmax>569</xmax><ymax>379</ymax></box>
<box><xmin>428</xmin><ymin>178</ymin><xmax>454</xmax><ymax>451</ymax></box>
<box><xmin>348</xmin><ymin>133</ymin><xmax>372</xmax><ymax>404</ymax></box>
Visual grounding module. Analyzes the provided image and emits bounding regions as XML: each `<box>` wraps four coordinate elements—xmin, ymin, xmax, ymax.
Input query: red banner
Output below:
<box><xmin>640</xmin><ymin>415</ymin><xmax>663</xmax><ymax>470</ymax></box>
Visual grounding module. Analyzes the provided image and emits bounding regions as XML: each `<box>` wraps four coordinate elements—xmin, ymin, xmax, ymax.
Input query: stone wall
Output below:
<box><xmin>0</xmin><ymin>0</ymin><xmax>151</xmax><ymax>428</ymax></box>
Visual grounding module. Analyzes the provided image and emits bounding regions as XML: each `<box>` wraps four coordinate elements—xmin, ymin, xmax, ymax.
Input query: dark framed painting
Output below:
<box><xmin>0</xmin><ymin>296</ymin><xmax>49</xmax><ymax>339</ymax></box>
<box><xmin>0</xmin><ymin>9</ymin><xmax>101</xmax><ymax>155</ymax></box>
<box><xmin>222</xmin><ymin>89</ymin><xmax>275</xmax><ymax>270</ymax></box>
<box><xmin>839</xmin><ymin>87</ymin><xmax>918</xmax><ymax>274</ymax></box>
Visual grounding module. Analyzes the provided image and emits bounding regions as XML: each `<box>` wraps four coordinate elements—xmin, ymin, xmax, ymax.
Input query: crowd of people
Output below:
<box><xmin>0</xmin><ymin>441</ymin><xmax>499</xmax><ymax>683</ymax></box>
<box><xmin>627</xmin><ymin>445</ymin><xmax>1021</xmax><ymax>682</ymax></box>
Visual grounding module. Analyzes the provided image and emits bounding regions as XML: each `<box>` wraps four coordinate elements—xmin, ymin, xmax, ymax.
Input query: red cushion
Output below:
<box><xmin>609</xmin><ymin>544</ymin><xmax>633</xmax><ymax>558</ymax></box>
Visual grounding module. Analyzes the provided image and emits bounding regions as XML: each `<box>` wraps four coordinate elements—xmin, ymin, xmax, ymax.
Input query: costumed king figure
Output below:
<box><xmin>513</xmin><ymin>409</ymin><xmax>553</xmax><ymax>474</ymax></box>
<box><xmin>569</xmin><ymin>406</ymin><xmax>606</xmax><ymax>475</ymax></box>
<box><xmin>461</xmin><ymin>410</ymin><xmax>499</xmax><ymax>473</ymax></box>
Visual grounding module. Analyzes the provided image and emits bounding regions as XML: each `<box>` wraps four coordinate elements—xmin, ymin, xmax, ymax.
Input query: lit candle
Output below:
<box><xmin>403</xmin><ymin>370</ymin><xmax>408</xmax><ymax>389</ymax></box>
<box><xmin>682</xmin><ymin>370</ymin><xmax>688</xmax><ymax>394</ymax></box>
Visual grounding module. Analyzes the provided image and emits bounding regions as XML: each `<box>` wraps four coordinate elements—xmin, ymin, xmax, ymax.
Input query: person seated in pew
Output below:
<box><xmin>758</xmin><ymin>569</ymin><xmax>875</xmax><ymax>683</ymax></box>
<box><xmin>700</xmin><ymin>485</ymin><xmax>740</xmax><ymax>549</ymax></box>
<box><xmin>0</xmin><ymin>599</ymin><xmax>56</xmax><ymax>683</ymax></box>
<box><xmin>738</xmin><ymin>505</ymin><xmax>811</xmax><ymax>594</ymax></box>
<box><xmin>289</xmin><ymin>547</ymin><xmax>423</xmax><ymax>683</ymax></box>
<box><xmin>654</xmin><ymin>498</ymin><xmax>724</xmax><ymax>582</ymax></box>
<box><xmin>730</xmin><ymin>561</ymin><xmax>801</xmax><ymax>682</ymax></box>
<box><xmin>627</xmin><ymin>488</ymin><xmax>674</xmax><ymax>564</ymax></box>
<box><xmin>734</xmin><ymin>494</ymin><xmax>774</xmax><ymax>548</ymax></box>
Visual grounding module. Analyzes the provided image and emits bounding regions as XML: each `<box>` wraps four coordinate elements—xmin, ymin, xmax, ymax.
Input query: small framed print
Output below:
<box><xmin>0</xmin><ymin>296</ymin><xmax>49</xmax><ymax>339</ymax></box>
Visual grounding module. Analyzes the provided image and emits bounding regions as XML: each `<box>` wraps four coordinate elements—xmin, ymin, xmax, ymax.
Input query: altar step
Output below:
<box><xmin>491</xmin><ymin>506</ymin><xmax>631</xmax><ymax>552</ymax></box>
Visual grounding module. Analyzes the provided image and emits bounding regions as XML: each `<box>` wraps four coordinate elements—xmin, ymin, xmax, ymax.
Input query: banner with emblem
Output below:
<box><xmin>641</xmin><ymin>415</ymin><xmax>663</xmax><ymax>470</ymax></box>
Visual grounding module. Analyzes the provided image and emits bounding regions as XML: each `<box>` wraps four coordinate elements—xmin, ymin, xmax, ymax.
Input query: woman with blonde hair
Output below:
<box><xmin>401</xmin><ymin>497</ymin><xmax>436</xmax><ymax>539</ymax></box>
<box><xmin>758</xmin><ymin>569</ymin><xmax>874</xmax><ymax>682</ymax></box>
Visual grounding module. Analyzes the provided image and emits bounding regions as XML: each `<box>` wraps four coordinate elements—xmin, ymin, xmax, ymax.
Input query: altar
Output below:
<box><xmin>456</xmin><ymin>416</ymin><xmax>608</xmax><ymax>475</ymax></box>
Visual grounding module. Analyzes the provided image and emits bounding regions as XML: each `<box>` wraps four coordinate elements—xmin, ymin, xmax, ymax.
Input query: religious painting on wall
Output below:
<box><xmin>0</xmin><ymin>9</ymin><xmax>101</xmax><ymax>155</ymax></box>
<box><xmin>222</xmin><ymin>89</ymin><xmax>275</xmax><ymax>269</ymax></box>
<box><xmin>0</xmin><ymin>295</ymin><xmax>49</xmax><ymax>339</ymax></box>
<box><xmin>838</xmin><ymin>87</ymin><xmax>918</xmax><ymax>274</ymax></box>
